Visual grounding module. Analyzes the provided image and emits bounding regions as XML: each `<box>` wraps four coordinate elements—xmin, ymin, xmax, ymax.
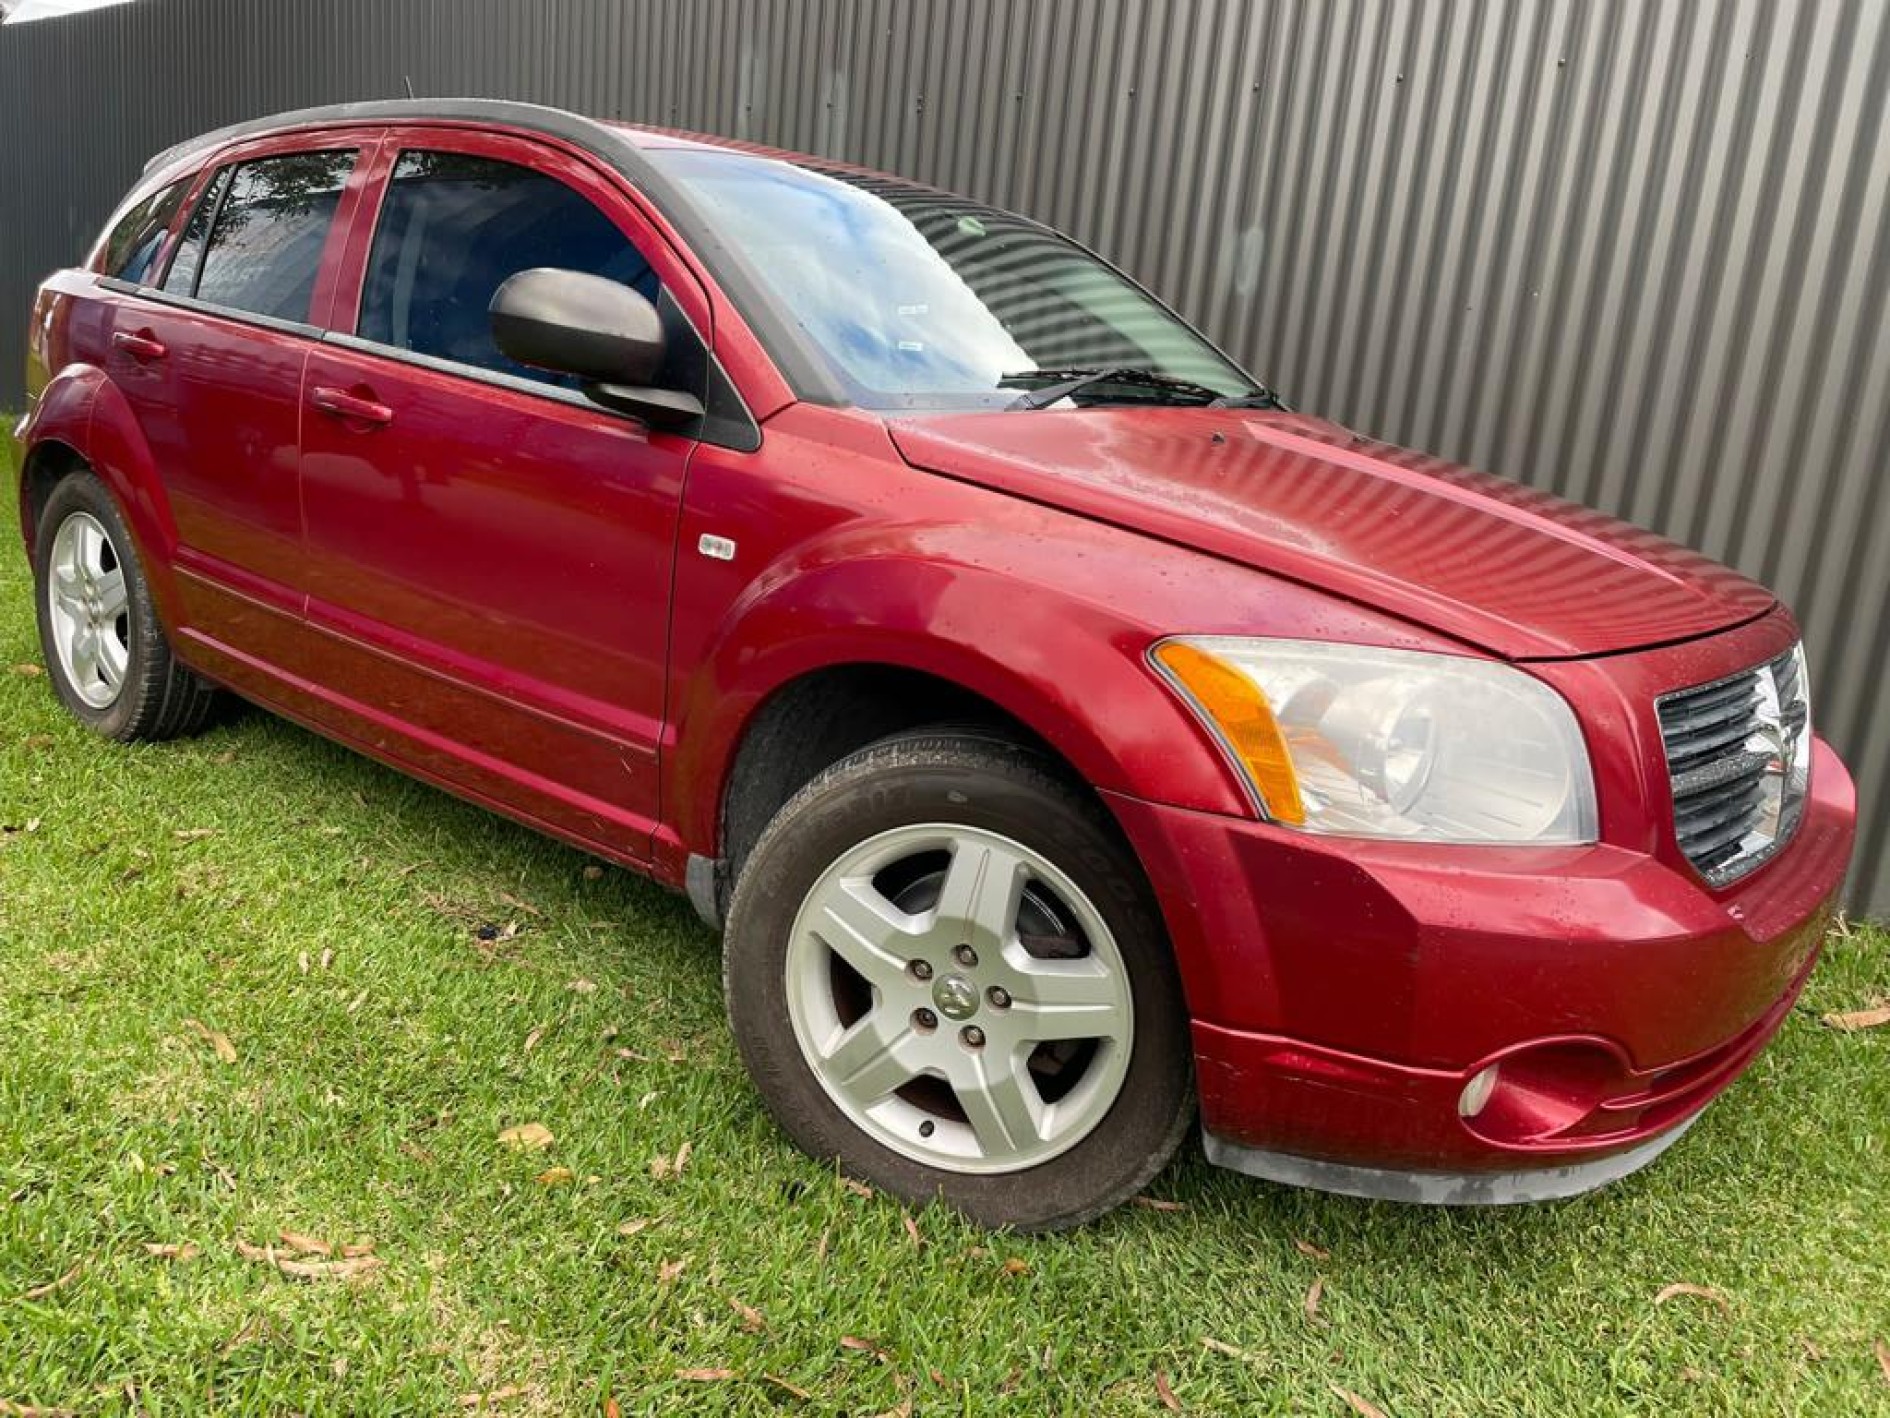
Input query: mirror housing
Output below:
<box><xmin>489</xmin><ymin>268</ymin><xmax>704</xmax><ymax>428</ymax></box>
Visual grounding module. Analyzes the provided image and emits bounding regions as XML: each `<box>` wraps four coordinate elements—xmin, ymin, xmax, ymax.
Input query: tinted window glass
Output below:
<box><xmin>160</xmin><ymin>167</ymin><xmax>228</xmax><ymax>297</ymax></box>
<box><xmin>358</xmin><ymin>151</ymin><xmax>658</xmax><ymax>383</ymax></box>
<box><xmin>99</xmin><ymin>179</ymin><xmax>189</xmax><ymax>285</ymax></box>
<box><xmin>649</xmin><ymin>148</ymin><xmax>1259</xmax><ymax>410</ymax></box>
<box><xmin>191</xmin><ymin>150</ymin><xmax>356</xmax><ymax>322</ymax></box>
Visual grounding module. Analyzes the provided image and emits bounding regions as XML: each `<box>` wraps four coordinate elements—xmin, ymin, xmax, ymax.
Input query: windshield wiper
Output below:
<box><xmin>1207</xmin><ymin>387</ymin><xmax>1288</xmax><ymax>411</ymax></box>
<box><xmin>999</xmin><ymin>366</ymin><xmax>1225</xmax><ymax>411</ymax></box>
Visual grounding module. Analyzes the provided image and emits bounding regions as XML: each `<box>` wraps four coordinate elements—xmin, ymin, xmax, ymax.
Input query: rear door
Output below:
<box><xmin>297</xmin><ymin>127</ymin><xmax>708</xmax><ymax>857</ymax></box>
<box><xmin>98</xmin><ymin>133</ymin><xmax>379</xmax><ymax>664</ymax></box>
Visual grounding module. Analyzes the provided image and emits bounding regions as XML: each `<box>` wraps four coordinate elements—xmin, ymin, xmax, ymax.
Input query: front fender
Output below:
<box><xmin>662</xmin><ymin>519</ymin><xmax>1256</xmax><ymax>861</ymax></box>
<box><xmin>22</xmin><ymin>365</ymin><xmax>184</xmax><ymax>627</ymax></box>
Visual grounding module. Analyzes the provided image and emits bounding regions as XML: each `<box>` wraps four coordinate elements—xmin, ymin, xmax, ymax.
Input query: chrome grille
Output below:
<box><xmin>1657</xmin><ymin>645</ymin><xmax>1811</xmax><ymax>886</ymax></box>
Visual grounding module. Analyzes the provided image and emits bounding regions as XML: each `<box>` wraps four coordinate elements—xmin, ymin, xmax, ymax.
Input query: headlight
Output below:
<box><xmin>1152</xmin><ymin>637</ymin><xmax>1598</xmax><ymax>844</ymax></box>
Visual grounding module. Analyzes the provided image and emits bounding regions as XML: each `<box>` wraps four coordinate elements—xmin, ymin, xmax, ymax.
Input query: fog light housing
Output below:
<box><xmin>1458</xmin><ymin>1064</ymin><xmax>1501</xmax><ymax>1119</ymax></box>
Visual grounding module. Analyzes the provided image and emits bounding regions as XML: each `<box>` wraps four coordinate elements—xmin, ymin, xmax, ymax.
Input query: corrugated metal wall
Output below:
<box><xmin>2</xmin><ymin>0</ymin><xmax>1885</xmax><ymax>913</ymax></box>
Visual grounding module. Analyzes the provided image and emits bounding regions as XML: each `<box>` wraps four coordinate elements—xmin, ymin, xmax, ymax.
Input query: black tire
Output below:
<box><xmin>723</xmin><ymin>729</ymin><xmax>1194</xmax><ymax>1230</ymax></box>
<box><xmin>32</xmin><ymin>470</ymin><xmax>220</xmax><ymax>742</ymax></box>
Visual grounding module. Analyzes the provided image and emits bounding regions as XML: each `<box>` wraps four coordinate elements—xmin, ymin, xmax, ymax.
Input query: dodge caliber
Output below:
<box><xmin>13</xmin><ymin>100</ymin><xmax>1856</xmax><ymax>1229</ymax></box>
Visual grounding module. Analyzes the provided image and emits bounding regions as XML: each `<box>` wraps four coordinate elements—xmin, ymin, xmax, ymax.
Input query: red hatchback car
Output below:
<box><xmin>15</xmin><ymin>100</ymin><xmax>1856</xmax><ymax>1229</ymax></box>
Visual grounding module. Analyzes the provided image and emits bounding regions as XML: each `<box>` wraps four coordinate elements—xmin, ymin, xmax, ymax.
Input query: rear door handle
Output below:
<box><xmin>310</xmin><ymin>385</ymin><xmax>395</xmax><ymax>427</ymax></box>
<box><xmin>111</xmin><ymin>329</ymin><xmax>167</xmax><ymax>361</ymax></box>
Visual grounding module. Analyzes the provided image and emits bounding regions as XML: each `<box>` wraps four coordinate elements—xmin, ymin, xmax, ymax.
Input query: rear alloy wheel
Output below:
<box><xmin>724</xmin><ymin>731</ymin><xmax>1193</xmax><ymax>1230</ymax></box>
<box><xmin>33</xmin><ymin>471</ymin><xmax>220</xmax><ymax>741</ymax></box>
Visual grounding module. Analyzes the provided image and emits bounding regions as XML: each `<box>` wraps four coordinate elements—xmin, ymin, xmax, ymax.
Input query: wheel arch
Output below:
<box><xmin>19</xmin><ymin>366</ymin><xmax>184</xmax><ymax>625</ymax></box>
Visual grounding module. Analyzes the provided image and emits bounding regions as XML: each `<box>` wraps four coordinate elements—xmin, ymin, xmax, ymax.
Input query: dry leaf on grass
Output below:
<box><xmin>728</xmin><ymin>1297</ymin><xmax>766</xmax><ymax>1333</ymax></box>
<box><xmin>1002</xmin><ymin>1257</ymin><xmax>1030</xmax><ymax>1277</ymax></box>
<box><xmin>11</xmin><ymin>662</ymin><xmax>44</xmax><ymax>677</ymax></box>
<box><xmin>657</xmin><ymin>1259</ymin><xmax>686</xmax><ymax>1285</ymax></box>
<box><xmin>617</xmin><ymin>1218</ymin><xmax>658</xmax><ymax>1238</ymax></box>
<box><xmin>1332</xmin><ymin>1385</ymin><xmax>1390</xmax><ymax>1418</ymax></box>
<box><xmin>902</xmin><ymin>1213</ymin><xmax>923</xmax><ymax>1248</ymax></box>
<box><xmin>1134</xmin><ymin>1195</ymin><xmax>1187</xmax><ymax>1213</ymax></box>
<box><xmin>1154</xmin><ymin>1370</ymin><xmax>1182</xmax><ymax>1411</ymax></box>
<box><xmin>872</xmin><ymin>1402</ymin><xmax>912</xmax><ymax>1418</ymax></box>
<box><xmin>764</xmin><ymin>1374</ymin><xmax>813</xmax><ymax>1400</ymax></box>
<box><xmin>496</xmin><ymin>1123</ymin><xmax>554</xmax><ymax>1151</ymax></box>
<box><xmin>20</xmin><ymin>1262</ymin><xmax>83</xmax><ymax>1301</ymax></box>
<box><xmin>173</xmin><ymin>827</ymin><xmax>218</xmax><ymax>842</ymax></box>
<box><xmin>1304</xmin><ymin>1276</ymin><xmax>1326</xmax><ymax>1324</ymax></box>
<box><xmin>142</xmin><ymin>1242</ymin><xmax>200</xmax><ymax>1262</ymax></box>
<box><xmin>582</xmin><ymin>864</ymin><xmax>605</xmax><ymax>881</ymax></box>
<box><xmin>0</xmin><ymin>1401</ymin><xmax>76</xmax><ymax>1417</ymax></box>
<box><xmin>1654</xmin><ymin>1283</ymin><xmax>1731</xmax><ymax>1316</ymax></box>
<box><xmin>677</xmin><ymin>1369</ymin><xmax>736</xmax><ymax>1382</ymax></box>
<box><xmin>1295</xmin><ymin>1239</ymin><xmax>1332</xmax><ymax>1261</ymax></box>
<box><xmin>1822</xmin><ymin>1005</ymin><xmax>1890</xmax><ymax>1032</ymax></box>
<box><xmin>1873</xmin><ymin>1338</ymin><xmax>1889</xmax><ymax>1386</ymax></box>
<box><xmin>535</xmin><ymin>1167</ymin><xmax>574</xmax><ymax>1187</ymax></box>
<box><xmin>278</xmin><ymin>1231</ymin><xmax>332</xmax><ymax>1256</ymax></box>
<box><xmin>522</xmin><ymin>1026</ymin><xmax>546</xmax><ymax>1053</ymax></box>
<box><xmin>568</xmin><ymin>977</ymin><xmax>598</xmax><ymax>994</ymax></box>
<box><xmin>182</xmin><ymin>1018</ymin><xmax>237</xmax><ymax>1064</ymax></box>
<box><xmin>340</xmin><ymin>1240</ymin><xmax>377</xmax><ymax>1258</ymax></box>
<box><xmin>842</xmin><ymin>1177</ymin><xmax>875</xmax><ymax>1199</ymax></box>
<box><xmin>840</xmin><ymin>1336</ymin><xmax>893</xmax><ymax>1363</ymax></box>
<box><xmin>235</xmin><ymin>1240</ymin><xmax>275</xmax><ymax>1263</ymax></box>
<box><xmin>650</xmin><ymin>1141</ymin><xmax>692</xmax><ymax>1181</ymax></box>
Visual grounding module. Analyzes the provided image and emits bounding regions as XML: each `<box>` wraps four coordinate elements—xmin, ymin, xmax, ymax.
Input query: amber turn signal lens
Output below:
<box><xmin>1153</xmin><ymin>641</ymin><xmax>1306</xmax><ymax>824</ymax></box>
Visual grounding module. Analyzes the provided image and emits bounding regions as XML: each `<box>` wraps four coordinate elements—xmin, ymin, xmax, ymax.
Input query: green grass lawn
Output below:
<box><xmin>1</xmin><ymin>430</ymin><xmax>1886</xmax><ymax>1417</ymax></box>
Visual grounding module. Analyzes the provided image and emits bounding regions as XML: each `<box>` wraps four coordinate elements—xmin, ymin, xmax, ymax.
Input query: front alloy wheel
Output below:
<box><xmin>724</xmin><ymin>730</ymin><xmax>1193</xmax><ymax>1230</ymax></box>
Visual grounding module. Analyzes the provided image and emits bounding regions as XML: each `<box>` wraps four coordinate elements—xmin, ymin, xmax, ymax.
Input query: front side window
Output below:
<box><xmin>358</xmin><ymin>150</ymin><xmax>658</xmax><ymax>384</ymax></box>
<box><xmin>98</xmin><ymin>178</ymin><xmax>190</xmax><ymax>285</ymax></box>
<box><xmin>647</xmin><ymin>148</ymin><xmax>1262</xmax><ymax>410</ymax></box>
<box><xmin>187</xmin><ymin>150</ymin><xmax>357</xmax><ymax>322</ymax></box>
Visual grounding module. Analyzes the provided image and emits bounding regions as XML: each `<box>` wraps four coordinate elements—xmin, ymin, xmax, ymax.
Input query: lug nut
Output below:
<box><xmin>953</xmin><ymin>944</ymin><xmax>979</xmax><ymax>968</ymax></box>
<box><xmin>918</xmin><ymin>1120</ymin><xmax>936</xmax><ymax>1139</ymax></box>
<box><xmin>909</xmin><ymin>959</ymin><xmax>934</xmax><ymax>982</ymax></box>
<box><xmin>960</xmin><ymin>1025</ymin><xmax>985</xmax><ymax>1049</ymax></box>
<box><xmin>986</xmin><ymin>986</ymin><xmax>1011</xmax><ymax>1010</ymax></box>
<box><xmin>913</xmin><ymin>1008</ymin><xmax>938</xmax><ymax>1031</ymax></box>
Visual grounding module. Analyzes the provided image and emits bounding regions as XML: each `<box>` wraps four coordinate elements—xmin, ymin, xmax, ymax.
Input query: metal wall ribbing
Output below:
<box><xmin>3</xmin><ymin>0</ymin><xmax>1885</xmax><ymax>912</ymax></box>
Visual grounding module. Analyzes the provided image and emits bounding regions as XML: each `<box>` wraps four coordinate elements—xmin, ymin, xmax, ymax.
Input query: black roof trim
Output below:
<box><xmin>143</xmin><ymin>98</ymin><xmax>847</xmax><ymax>406</ymax></box>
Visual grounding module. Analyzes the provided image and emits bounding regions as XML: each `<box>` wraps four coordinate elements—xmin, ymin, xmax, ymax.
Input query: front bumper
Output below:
<box><xmin>1104</xmin><ymin>735</ymin><xmax>1856</xmax><ymax>1202</ymax></box>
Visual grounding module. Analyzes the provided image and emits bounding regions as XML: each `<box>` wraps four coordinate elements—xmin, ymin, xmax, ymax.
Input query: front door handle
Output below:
<box><xmin>310</xmin><ymin>384</ymin><xmax>395</xmax><ymax>428</ymax></box>
<box><xmin>111</xmin><ymin>329</ymin><xmax>167</xmax><ymax>361</ymax></box>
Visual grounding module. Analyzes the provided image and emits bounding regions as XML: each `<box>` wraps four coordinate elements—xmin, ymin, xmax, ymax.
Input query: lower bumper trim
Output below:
<box><xmin>1202</xmin><ymin>1113</ymin><xmax>1700</xmax><ymax>1205</ymax></box>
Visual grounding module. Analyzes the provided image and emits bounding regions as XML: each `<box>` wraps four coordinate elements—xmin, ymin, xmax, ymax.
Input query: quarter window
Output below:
<box><xmin>358</xmin><ymin>150</ymin><xmax>658</xmax><ymax>384</ymax></box>
<box><xmin>98</xmin><ymin>179</ymin><xmax>190</xmax><ymax>285</ymax></box>
<box><xmin>187</xmin><ymin>150</ymin><xmax>357</xmax><ymax>323</ymax></box>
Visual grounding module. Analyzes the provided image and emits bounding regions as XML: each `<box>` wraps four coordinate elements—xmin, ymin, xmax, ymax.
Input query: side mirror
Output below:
<box><xmin>489</xmin><ymin>268</ymin><xmax>704</xmax><ymax>428</ymax></box>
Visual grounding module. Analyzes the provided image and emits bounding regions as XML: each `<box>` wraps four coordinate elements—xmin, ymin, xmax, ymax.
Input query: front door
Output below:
<box><xmin>297</xmin><ymin>131</ymin><xmax>703</xmax><ymax>858</ymax></box>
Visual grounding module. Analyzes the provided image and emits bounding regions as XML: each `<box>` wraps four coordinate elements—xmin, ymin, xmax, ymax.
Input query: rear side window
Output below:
<box><xmin>98</xmin><ymin>178</ymin><xmax>190</xmax><ymax>284</ymax></box>
<box><xmin>357</xmin><ymin>150</ymin><xmax>658</xmax><ymax>383</ymax></box>
<box><xmin>186</xmin><ymin>150</ymin><xmax>357</xmax><ymax>323</ymax></box>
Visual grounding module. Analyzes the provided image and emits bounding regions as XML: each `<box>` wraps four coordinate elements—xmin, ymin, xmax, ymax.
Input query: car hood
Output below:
<box><xmin>885</xmin><ymin>408</ymin><xmax>1776</xmax><ymax>660</ymax></box>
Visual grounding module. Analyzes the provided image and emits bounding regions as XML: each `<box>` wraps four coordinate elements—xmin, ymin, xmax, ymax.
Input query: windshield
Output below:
<box><xmin>648</xmin><ymin>147</ymin><xmax>1262</xmax><ymax>411</ymax></box>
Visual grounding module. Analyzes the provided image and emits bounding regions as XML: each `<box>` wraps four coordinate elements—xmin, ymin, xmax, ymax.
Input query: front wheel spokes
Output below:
<box><xmin>955</xmin><ymin>1046</ymin><xmax>1046</xmax><ymax>1155</ymax></box>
